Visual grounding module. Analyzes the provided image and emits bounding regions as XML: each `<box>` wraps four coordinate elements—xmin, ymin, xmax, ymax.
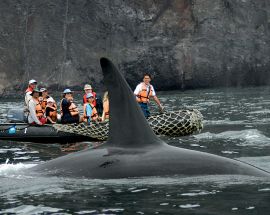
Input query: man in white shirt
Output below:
<box><xmin>134</xmin><ymin>74</ymin><xmax>164</xmax><ymax>117</ymax></box>
<box><xmin>24</xmin><ymin>79</ymin><xmax>37</xmax><ymax>113</ymax></box>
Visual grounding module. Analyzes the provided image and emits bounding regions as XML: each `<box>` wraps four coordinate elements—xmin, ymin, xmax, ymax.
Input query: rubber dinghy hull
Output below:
<box><xmin>0</xmin><ymin>123</ymin><xmax>95</xmax><ymax>143</ymax></box>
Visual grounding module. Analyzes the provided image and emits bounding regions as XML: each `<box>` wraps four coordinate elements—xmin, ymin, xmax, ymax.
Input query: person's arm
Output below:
<box><xmin>101</xmin><ymin>110</ymin><xmax>105</xmax><ymax>121</ymax></box>
<box><xmin>83</xmin><ymin>95</ymin><xmax>87</xmax><ymax>104</ymax></box>
<box><xmin>151</xmin><ymin>86</ymin><xmax>164</xmax><ymax>111</ymax></box>
<box><xmin>153</xmin><ymin>96</ymin><xmax>161</xmax><ymax>106</ymax></box>
<box><xmin>101</xmin><ymin>100</ymin><xmax>106</xmax><ymax>121</ymax></box>
<box><xmin>29</xmin><ymin>100</ymin><xmax>42</xmax><ymax>125</ymax></box>
<box><xmin>93</xmin><ymin>92</ymin><xmax>97</xmax><ymax>107</ymax></box>
<box><xmin>154</xmin><ymin>96</ymin><xmax>164</xmax><ymax>112</ymax></box>
<box><xmin>25</xmin><ymin>92</ymin><xmax>32</xmax><ymax>106</ymax></box>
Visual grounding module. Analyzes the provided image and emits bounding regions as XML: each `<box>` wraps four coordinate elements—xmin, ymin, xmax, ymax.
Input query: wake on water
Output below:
<box><xmin>194</xmin><ymin>129</ymin><xmax>270</xmax><ymax>146</ymax></box>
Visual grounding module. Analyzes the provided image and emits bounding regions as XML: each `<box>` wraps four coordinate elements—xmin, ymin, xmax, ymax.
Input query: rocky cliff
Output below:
<box><xmin>0</xmin><ymin>0</ymin><xmax>269</xmax><ymax>95</ymax></box>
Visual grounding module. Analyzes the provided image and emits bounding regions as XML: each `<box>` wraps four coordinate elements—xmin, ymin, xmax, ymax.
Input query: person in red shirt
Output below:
<box><xmin>82</xmin><ymin>84</ymin><xmax>97</xmax><ymax>107</ymax></box>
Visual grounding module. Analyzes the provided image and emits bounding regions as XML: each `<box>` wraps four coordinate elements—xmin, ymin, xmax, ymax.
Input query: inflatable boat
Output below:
<box><xmin>0</xmin><ymin>123</ymin><xmax>92</xmax><ymax>143</ymax></box>
<box><xmin>0</xmin><ymin>109</ymin><xmax>94</xmax><ymax>143</ymax></box>
<box><xmin>0</xmin><ymin>108</ymin><xmax>203</xmax><ymax>143</ymax></box>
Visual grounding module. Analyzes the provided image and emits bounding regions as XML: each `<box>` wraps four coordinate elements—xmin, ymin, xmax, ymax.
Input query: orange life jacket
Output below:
<box><xmin>136</xmin><ymin>83</ymin><xmax>153</xmax><ymax>103</ymax></box>
<box><xmin>35</xmin><ymin>101</ymin><xmax>44</xmax><ymax>118</ymax></box>
<box><xmin>46</xmin><ymin>105</ymin><xmax>57</xmax><ymax>122</ymax></box>
<box><xmin>83</xmin><ymin>103</ymin><xmax>98</xmax><ymax>121</ymax></box>
<box><xmin>41</xmin><ymin>96</ymin><xmax>50</xmax><ymax>111</ymax></box>
<box><xmin>60</xmin><ymin>99</ymin><xmax>79</xmax><ymax>117</ymax></box>
<box><xmin>103</xmin><ymin>100</ymin><xmax>109</xmax><ymax>119</ymax></box>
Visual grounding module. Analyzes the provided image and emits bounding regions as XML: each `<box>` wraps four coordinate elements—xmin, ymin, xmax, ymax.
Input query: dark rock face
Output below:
<box><xmin>0</xmin><ymin>0</ymin><xmax>269</xmax><ymax>95</ymax></box>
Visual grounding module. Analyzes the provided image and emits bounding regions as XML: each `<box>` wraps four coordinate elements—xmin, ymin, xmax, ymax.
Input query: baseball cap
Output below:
<box><xmin>47</xmin><ymin>97</ymin><xmax>55</xmax><ymax>103</ymax></box>
<box><xmin>40</xmin><ymin>88</ymin><xmax>47</xmax><ymax>92</ymax></box>
<box><xmin>29</xmin><ymin>79</ymin><xmax>37</xmax><ymax>85</ymax></box>
<box><xmin>84</xmin><ymin>84</ymin><xmax>92</xmax><ymax>90</ymax></box>
<box><xmin>86</xmin><ymin>93</ymin><xmax>94</xmax><ymax>98</ymax></box>
<box><xmin>63</xmin><ymin>89</ymin><xmax>73</xmax><ymax>94</ymax></box>
<box><xmin>30</xmin><ymin>88</ymin><xmax>41</xmax><ymax>96</ymax></box>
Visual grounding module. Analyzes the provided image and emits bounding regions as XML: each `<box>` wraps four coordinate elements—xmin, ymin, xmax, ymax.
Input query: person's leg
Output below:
<box><xmin>139</xmin><ymin>103</ymin><xmax>150</xmax><ymax>118</ymax></box>
<box><xmin>139</xmin><ymin>103</ymin><xmax>147</xmax><ymax>117</ymax></box>
<box><xmin>69</xmin><ymin>115</ymin><xmax>80</xmax><ymax>124</ymax></box>
<box><xmin>144</xmin><ymin>104</ymin><xmax>150</xmax><ymax>118</ymax></box>
<box><xmin>39</xmin><ymin>117</ymin><xmax>47</xmax><ymax>125</ymax></box>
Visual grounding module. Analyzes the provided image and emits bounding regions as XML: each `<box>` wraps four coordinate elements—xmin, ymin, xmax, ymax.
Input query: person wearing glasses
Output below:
<box><xmin>134</xmin><ymin>74</ymin><xmax>164</xmax><ymax>118</ymax></box>
<box><xmin>83</xmin><ymin>84</ymin><xmax>97</xmax><ymax>107</ymax></box>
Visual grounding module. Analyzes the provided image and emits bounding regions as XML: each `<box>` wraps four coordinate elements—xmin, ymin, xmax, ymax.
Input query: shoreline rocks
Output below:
<box><xmin>0</xmin><ymin>0</ymin><xmax>269</xmax><ymax>95</ymax></box>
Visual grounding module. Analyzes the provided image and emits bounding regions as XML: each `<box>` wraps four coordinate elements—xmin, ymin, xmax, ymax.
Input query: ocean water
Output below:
<box><xmin>0</xmin><ymin>87</ymin><xmax>270</xmax><ymax>214</ymax></box>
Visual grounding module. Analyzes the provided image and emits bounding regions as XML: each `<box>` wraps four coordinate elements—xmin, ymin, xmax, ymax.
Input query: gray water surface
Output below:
<box><xmin>0</xmin><ymin>87</ymin><xmax>270</xmax><ymax>214</ymax></box>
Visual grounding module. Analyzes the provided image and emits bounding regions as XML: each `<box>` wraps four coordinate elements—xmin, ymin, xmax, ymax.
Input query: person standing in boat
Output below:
<box><xmin>60</xmin><ymin>89</ymin><xmax>80</xmax><ymax>124</ymax></box>
<box><xmin>45</xmin><ymin>97</ymin><xmax>57</xmax><ymax>124</ymax></box>
<box><xmin>28</xmin><ymin>88</ymin><xmax>46</xmax><ymax>125</ymax></box>
<box><xmin>24</xmin><ymin>79</ymin><xmax>37</xmax><ymax>110</ymax></box>
<box><xmin>101</xmin><ymin>91</ymin><xmax>109</xmax><ymax>121</ymax></box>
<box><xmin>83</xmin><ymin>93</ymin><xmax>99</xmax><ymax>125</ymax></box>
<box><xmin>134</xmin><ymin>74</ymin><xmax>164</xmax><ymax>118</ymax></box>
<box><xmin>83</xmin><ymin>84</ymin><xmax>97</xmax><ymax>107</ymax></box>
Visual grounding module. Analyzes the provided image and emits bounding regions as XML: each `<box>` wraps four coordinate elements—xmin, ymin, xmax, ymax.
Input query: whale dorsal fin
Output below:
<box><xmin>100</xmin><ymin>58</ymin><xmax>162</xmax><ymax>148</ymax></box>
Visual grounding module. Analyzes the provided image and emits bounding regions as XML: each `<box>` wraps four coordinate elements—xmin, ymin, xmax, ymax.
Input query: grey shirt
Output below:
<box><xmin>28</xmin><ymin>98</ymin><xmax>42</xmax><ymax>125</ymax></box>
<box><xmin>24</xmin><ymin>92</ymin><xmax>32</xmax><ymax>113</ymax></box>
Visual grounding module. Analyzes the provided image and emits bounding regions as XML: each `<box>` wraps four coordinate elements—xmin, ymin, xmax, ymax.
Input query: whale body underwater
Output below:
<box><xmin>31</xmin><ymin>58</ymin><xmax>270</xmax><ymax>178</ymax></box>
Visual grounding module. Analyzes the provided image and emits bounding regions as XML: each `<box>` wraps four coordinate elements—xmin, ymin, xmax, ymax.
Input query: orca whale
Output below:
<box><xmin>31</xmin><ymin>58</ymin><xmax>270</xmax><ymax>178</ymax></box>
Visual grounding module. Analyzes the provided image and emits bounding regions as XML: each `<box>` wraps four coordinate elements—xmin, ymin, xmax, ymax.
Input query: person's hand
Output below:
<box><xmin>159</xmin><ymin>104</ymin><xmax>164</xmax><ymax>112</ymax></box>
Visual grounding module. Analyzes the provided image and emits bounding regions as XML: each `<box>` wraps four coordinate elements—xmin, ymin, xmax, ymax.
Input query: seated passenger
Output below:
<box><xmin>83</xmin><ymin>84</ymin><xmax>97</xmax><ymax>107</ymax></box>
<box><xmin>101</xmin><ymin>91</ymin><xmax>109</xmax><ymax>121</ymax></box>
<box><xmin>60</xmin><ymin>89</ymin><xmax>80</xmax><ymax>124</ymax></box>
<box><xmin>45</xmin><ymin>97</ymin><xmax>57</xmax><ymax>124</ymax></box>
<box><xmin>40</xmin><ymin>88</ymin><xmax>53</xmax><ymax>112</ymax></box>
<box><xmin>28</xmin><ymin>88</ymin><xmax>46</xmax><ymax>125</ymax></box>
<box><xmin>95</xmin><ymin>93</ymin><xmax>103</xmax><ymax>116</ymax></box>
<box><xmin>83</xmin><ymin>93</ymin><xmax>99</xmax><ymax>125</ymax></box>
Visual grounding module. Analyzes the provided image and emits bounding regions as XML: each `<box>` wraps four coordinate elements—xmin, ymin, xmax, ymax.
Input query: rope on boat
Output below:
<box><xmin>53</xmin><ymin>109</ymin><xmax>203</xmax><ymax>141</ymax></box>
